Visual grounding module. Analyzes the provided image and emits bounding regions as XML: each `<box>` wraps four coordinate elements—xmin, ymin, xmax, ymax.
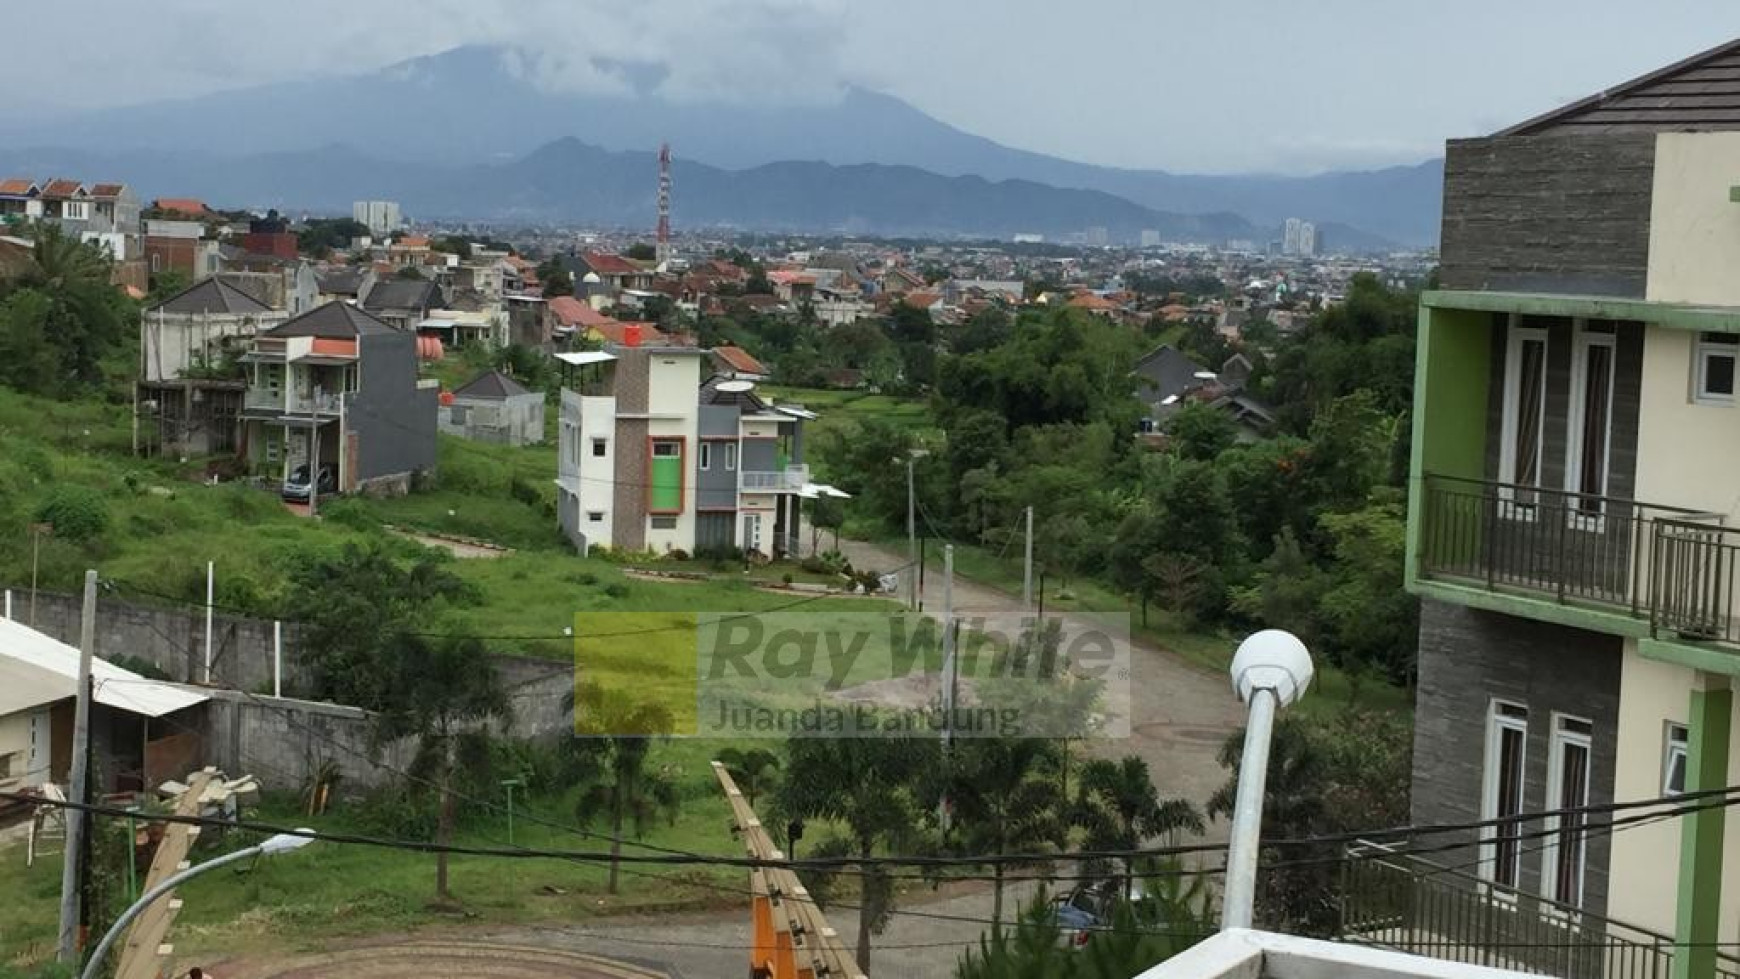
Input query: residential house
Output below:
<box><xmin>239</xmin><ymin>218</ymin><xmax>298</xmax><ymax>260</ymax></box>
<box><xmin>505</xmin><ymin>294</ymin><xmax>553</xmax><ymax>349</ymax></box>
<box><xmin>562</xmin><ymin>251</ymin><xmax>653</xmax><ymax>301</ymax></box>
<box><xmin>146</xmin><ymin>220</ymin><xmax>221</xmax><ymax>280</ymax></box>
<box><xmin>140</xmin><ymin>278</ymin><xmax>288</xmax><ymax>456</ymax></box>
<box><xmin>239</xmin><ymin>302</ymin><xmax>438</xmax><ymax>494</ymax></box>
<box><xmin>417</xmin><ymin>307</ymin><xmax>503</xmax><ymax>349</ymax></box>
<box><xmin>455</xmin><ymin>260</ymin><xmax>504</xmax><ymax>298</ymax></box>
<box><xmin>813</xmin><ymin>283</ymin><xmax>872</xmax><ymax>326</ymax></box>
<box><xmin>439</xmin><ymin>370</ymin><xmax>545</xmax><ymax>446</ymax></box>
<box><xmin>361</xmin><ymin>278</ymin><xmax>445</xmax><ymax>332</ymax></box>
<box><xmin>712</xmin><ymin>346</ymin><xmax>768</xmax><ymax>382</ymax></box>
<box><xmin>0</xmin><ymin>616</ymin><xmax>208</xmax><ymax>795</ymax></box>
<box><xmin>216</xmin><ymin>260</ymin><xmax>320</xmax><ymax>316</ymax></box>
<box><xmin>1131</xmin><ymin>344</ymin><xmax>1272</xmax><ymax>441</ymax></box>
<box><xmin>386</xmin><ymin>235</ymin><xmax>431</xmax><ymax>267</ymax></box>
<box><xmin>1402</xmin><ymin>38</ymin><xmax>1740</xmax><ymax>973</ymax></box>
<box><xmin>767</xmin><ymin>269</ymin><xmax>818</xmax><ymax>304</ymax></box>
<box><xmin>315</xmin><ymin>266</ymin><xmax>376</xmax><ymax>305</ymax></box>
<box><xmin>881</xmin><ymin>265</ymin><xmax>925</xmax><ymax>295</ymax></box>
<box><xmin>555</xmin><ymin>338</ymin><xmax>831</xmax><ymax>557</ymax></box>
<box><xmin>0</xmin><ymin>179</ymin><xmax>41</xmax><ymax>225</ymax></box>
<box><xmin>152</xmin><ymin>198</ymin><xmax>212</xmax><ymax>219</ymax></box>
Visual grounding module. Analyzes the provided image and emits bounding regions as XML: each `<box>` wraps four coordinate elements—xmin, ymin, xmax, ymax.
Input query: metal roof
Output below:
<box><xmin>0</xmin><ymin>617</ymin><xmax>209</xmax><ymax>718</ymax></box>
<box><xmin>553</xmin><ymin>351</ymin><xmax>617</xmax><ymax>367</ymax></box>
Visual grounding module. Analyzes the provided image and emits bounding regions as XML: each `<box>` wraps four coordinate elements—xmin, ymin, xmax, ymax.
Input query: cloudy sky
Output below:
<box><xmin>9</xmin><ymin>0</ymin><xmax>1739</xmax><ymax>174</ymax></box>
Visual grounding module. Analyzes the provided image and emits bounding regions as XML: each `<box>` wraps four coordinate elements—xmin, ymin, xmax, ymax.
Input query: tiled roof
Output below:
<box><xmin>593</xmin><ymin>320</ymin><xmax>666</xmax><ymax>345</ymax></box>
<box><xmin>39</xmin><ymin>179</ymin><xmax>85</xmax><ymax>199</ymax></box>
<box><xmin>149</xmin><ymin>277</ymin><xmax>272</xmax><ymax>316</ymax></box>
<box><xmin>1501</xmin><ymin>37</ymin><xmax>1740</xmax><ymax>136</ymax></box>
<box><xmin>548</xmin><ymin>295</ymin><xmax>615</xmax><ymax>328</ymax></box>
<box><xmin>712</xmin><ymin>345</ymin><xmax>766</xmax><ymax>375</ymax></box>
<box><xmin>582</xmin><ymin>251</ymin><xmax>641</xmax><ymax>277</ymax></box>
<box><xmin>453</xmin><ymin>370</ymin><xmax>532</xmax><ymax>400</ymax></box>
<box><xmin>154</xmin><ymin>198</ymin><xmax>210</xmax><ymax>215</ymax></box>
<box><xmin>88</xmin><ymin>183</ymin><xmax>126</xmax><ymax>199</ymax></box>
<box><xmin>361</xmin><ymin>279</ymin><xmax>442</xmax><ymax>312</ymax></box>
<box><xmin>0</xmin><ymin>179</ymin><xmax>38</xmax><ymax>197</ymax></box>
<box><xmin>266</xmin><ymin>301</ymin><xmax>396</xmax><ymax>339</ymax></box>
<box><xmin>316</xmin><ymin>268</ymin><xmax>369</xmax><ymax>296</ymax></box>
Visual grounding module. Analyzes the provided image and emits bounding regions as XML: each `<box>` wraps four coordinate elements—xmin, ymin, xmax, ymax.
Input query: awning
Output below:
<box><xmin>774</xmin><ymin>405</ymin><xmax>819</xmax><ymax>420</ymax></box>
<box><xmin>799</xmin><ymin>483</ymin><xmax>852</xmax><ymax>500</ymax></box>
<box><xmin>553</xmin><ymin>351</ymin><xmax>617</xmax><ymax>367</ymax></box>
<box><xmin>0</xmin><ymin>617</ymin><xmax>209</xmax><ymax>718</ymax></box>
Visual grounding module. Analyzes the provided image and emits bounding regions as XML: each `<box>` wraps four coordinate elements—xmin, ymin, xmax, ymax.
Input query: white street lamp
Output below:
<box><xmin>1220</xmin><ymin>630</ymin><xmax>1313</xmax><ymax>931</ymax></box>
<box><xmin>80</xmin><ymin>830</ymin><xmax>317</xmax><ymax>979</ymax></box>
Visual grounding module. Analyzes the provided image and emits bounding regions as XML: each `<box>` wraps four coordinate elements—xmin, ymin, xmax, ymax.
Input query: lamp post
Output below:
<box><xmin>1219</xmin><ymin>630</ymin><xmax>1313</xmax><ymax>932</ymax></box>
<box><xmin>895</xmin><ymin>449</ymin><xmax>928</xmax><ymax>610</ymax></box>
<box><xmin>80</xmin><ymin>830</ymin><xmax>317</xmax><ymax>979</ymax></box>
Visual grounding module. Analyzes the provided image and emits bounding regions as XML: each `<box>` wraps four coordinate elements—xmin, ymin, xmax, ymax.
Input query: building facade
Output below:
<box><xmin>1404</xmin><ymin>39</ymin><xmax>1740</xmax><ymax>979</ymax></box>
<box><xmin>555</xmin><ymin>344</ymin><xmax>818</xmax><ymax>558</ymax></box>
<box><xmin>353</xmin><ymin>200</ymin><xmax>402</xmax><ymax>237</ymax></box>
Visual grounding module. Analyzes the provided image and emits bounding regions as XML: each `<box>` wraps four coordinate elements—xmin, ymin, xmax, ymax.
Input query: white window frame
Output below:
<box><xmin>725</xmin><ymin>442</ymin><xmax>738</xmax><ymax>472</ymax></box>
<box><xmin>1664</xmin><ymin>722</ymin><xmax>1689</xmax><ymax>797</ymax></box>
<box><xmin>699</xmin><ymin>442</ymin><xmax>712</xmax><ymax>470</ymax></box>
<box><xmin>1542</xmin><ymin>713</ymin><xmax>1593</xmax><ymax>911</ymax></box>
<box><xmin>1564</xmin><ymin>322</ymin><xmax>1617</xmax><ymax>528</ymax></box>
<box><xmin>652</xmin><ymin>439</ymin><xmax>681</xmax><ymax>459</ymax></box>
<box><xmin>1694</xmin><ymin>333</ymin><xmax>1738</xmax><ymax>406</ymax></box>
<box><xmin>1480</xmin><ymin>699</ymin><xmax>1530</xmax><ymax>899</ymax></box>
<box><xmin>1498</xmin><ymin>318</ymin><xmax>1549</xmax><ymax>521</ymax></box>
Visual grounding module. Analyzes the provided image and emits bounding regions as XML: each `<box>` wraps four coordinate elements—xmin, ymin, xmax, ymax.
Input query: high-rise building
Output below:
<box><xmin>1281</xmin><ymin>217</ymin><xmax>1317</xmax><ymax>257</ymax></box>
<box><xmin>1140</xmin><ymin>229</ymin><xmax>1162</xmax><ymax>248</ymax></box>
<box><xmin>352</xmin><ymin>200</ymin><xmax>402</xmax><ymax>237</ymax></box>
<box><xmin>1298</xmin><ymin>221</ymin><xmax>1317</xmax><ymax>257</ymax></box>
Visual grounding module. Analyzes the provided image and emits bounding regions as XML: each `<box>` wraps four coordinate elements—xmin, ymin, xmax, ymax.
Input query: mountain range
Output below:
<box><xmin>0</xmin><ymin>46</ymin><xmax>1445</xmax><ymax>248</ymax></box>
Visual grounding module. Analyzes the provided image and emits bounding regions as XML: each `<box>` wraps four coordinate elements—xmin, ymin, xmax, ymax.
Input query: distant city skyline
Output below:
<box><xmin>1</xmin><ymin>1</ymin><xmax>1737</xmax><ymax>175</ymax></box>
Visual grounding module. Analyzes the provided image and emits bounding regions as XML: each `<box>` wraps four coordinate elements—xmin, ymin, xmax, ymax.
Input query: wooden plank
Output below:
<box><xmin>114</xmin><ymin>771</ymin><xmax>216</xmax><ymax>979</ymax></box>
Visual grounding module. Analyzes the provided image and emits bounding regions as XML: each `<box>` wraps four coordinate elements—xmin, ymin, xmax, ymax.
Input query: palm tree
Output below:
<box><xmin>1207</xmin><ymin>717</ymin><xmax>1334</xmax><ymax>933</ymax></box>
<box><xmin>944</xmin><ymin>736</ymin><xmax>1069</xmax><ymax>925</ymax></box>
<box><xmin>716</xmin><ymin>747</ymin><xmax>780</xmax><ymax>809</ymax></box>
<box><xmin>563</xmin><ymin>684</ymin><xmax>680</xmax><ymax>894</ymax></box>
<box><xmin>777</xmin><ymin>735</ymin><xmax>934</xmax><ymax>972</ymax></box>
<box><xmin>373</xmin><ymin>632</ymin><xmax>511</xmax><ymax>904</ymax></box>
<box><xmin>16</xmin><ymin>224</ymin><xmax>126</xmax><ymax>392</ymax></box>
<box><xmin>1074</xmin><ymin>756</ymin><xmax>1203</xmax><ymax>899</ymax></box>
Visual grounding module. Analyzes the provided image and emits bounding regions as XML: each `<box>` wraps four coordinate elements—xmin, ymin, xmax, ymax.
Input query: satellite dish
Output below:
<box><xmin>717</xmin><ymin>380</ymin><xmax>755</xmax><ymax>394</ymax></box>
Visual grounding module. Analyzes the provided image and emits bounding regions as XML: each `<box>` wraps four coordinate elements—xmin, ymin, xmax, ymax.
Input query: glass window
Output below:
<box><xmin>591</xmin><ymin>438</ymin><xmax>607</xmax><ymax>457</ymax></box>
<box><xmin>652</xmin><ymin>440</ymin><xmax>681</xmax><ymax>458</ymax></box>
<box><xmin>650</xmin><ymin>515</ymin><xmax>678</xmax><ymax>530</ymax></box>
<box><xmin>1696</xmin><ymin>334</ymin><xmax>1737</xmax><ymax>404</ymax></box>
<box><xmin>1546</xmin><ymin>715</ymin><xmax>1592</xmax><ymax>908</ymax></box>
<box><xmin>700</xmin><ymin>443</ymin><xmax>712</xmax><ymax>470</ymax></box>
<box><xmin>587</xmin><ymin>511</ymin><xmax>604</xmax><ymax>523</ymax></box>
<box><xmin>1664</xmin><ymin>723</ymin><xmax>1689</xmax><ymax>796</ymax></box>
<box><xmin>1483</xmin><ymin>700</ymin><xmax>1529</xmax><ymax>891</ymax></box>
<box><xmin>1569</xmin><ymin>329</ymin><xmax>1615</xmax><ymax>512</ymax></box>
<box><xmin>725</xmin><ymin>443</ymin><xmax>738</xmax><ymax>471</ymax></box>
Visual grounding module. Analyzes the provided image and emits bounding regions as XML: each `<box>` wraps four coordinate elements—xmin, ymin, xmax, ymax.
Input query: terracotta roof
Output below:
<box><xmin>154</xmin><ymin>198</ymin><xmax>210</xmax><ymax>215</ymax></box>
<box><xmin>39</xmin><ymin>179</ymin><xmax>85</xmax><ymax>199</ymax></box>
<box><xmin>266</xmin><ymin>301</ymin><xmax>396</xmax><ymax>339</ymax></box>
<box><xmin>453</xmin><ymin>370</ymin><xmax>532</xmax><ymax>400</ymax></box>
<box><xmin>548</xmin><ymin>295</ymin><xmax>615</xmax><ymax>328</ymax></box>
<box><xmin>394</xmin><ymin>235</ymin><xmax>430</xmax><ymax>249</ymax></box>
<box><xmin>712</xmin><ymin>345</ymin><xmax>766</xmax><ymax>375</ymax></box>
<box><xmin>903</xmin><ymin>291</ymin><xmax>941</xmax><ymax>309</ymax></box>
<box><xmin>88</xmin><ymin>183</ymin><xmax>126</xmax><ymax>199</ymax></box>
<box><xmin>1067</xmin><ymin>292</ymin><xmax>1119</xmax><ymax>311</ymax></box>
<box><xmin>593</xmin><ymin>320</ymin><xmax>666</xmax><ymax>345</ymax></box>
<box><xmin>582</xmin><ymin>251</ymin><xmax>641</xmax><ymax>277</ymax></box>
<box><xmin>0</xmin><ymin>179</ymin><xmax>37</xmax><ymax>196</ymax></box>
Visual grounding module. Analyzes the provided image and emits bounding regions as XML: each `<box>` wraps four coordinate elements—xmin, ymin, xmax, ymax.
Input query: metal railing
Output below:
<box><xmin>1651</xmin><ymin>518</ymin><xmax>1740</xmax><ymax>645</ymax></box>
<box><xmin>1420</xmin><ymin>474</ymin><xmax>1725</xmax><ymax>625</ymax></box>
<box><xmin>740</xmin><ymin>465</ymin><xmax>810</xmax><ymax>493</ymax></box>
<box><xmin>1341</xmin><ymin>840</ymin><xmax>1740</xmax><ymax>979</ymax></box>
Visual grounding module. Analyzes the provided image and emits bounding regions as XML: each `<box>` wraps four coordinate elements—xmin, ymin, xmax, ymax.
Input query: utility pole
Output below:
<box><xmin>29</xmin><ymin>522</ymin><xmax>51</xmax><ymax>626</ymax></box>
<box><xmin>1022</xmin><ymin>505</ymin><xmax>1034</xmax><ymax>611</ymax></box>
<box><xmin>307</xmin><ymin>418</ymin><xmax>320</xmax><ymax>518</ymax></box>
<box><xmin>906</xmin><ymin>455</ymin><xmax>918</xmax><ymax>610</ymax></box>
<box><xmin>939</xmin><ymin>544</ymin><xmax>955</xmax><ymax>831</ymax></box>
<box><xmin>57</xmin><ymin>569</ymin><xmax>97</xmax><ymax>964</ymax></box>
<box><xmin>203</xmin><ymin>561</ymin><xmax>215</xmax><ymax>685</ymax></box>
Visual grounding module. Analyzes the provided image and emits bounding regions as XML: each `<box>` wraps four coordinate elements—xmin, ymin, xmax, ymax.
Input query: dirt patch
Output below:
<box><xmin>215</xmin><ymin>939</ymin><xmax>664</xmax><ymax>979</ymax></box>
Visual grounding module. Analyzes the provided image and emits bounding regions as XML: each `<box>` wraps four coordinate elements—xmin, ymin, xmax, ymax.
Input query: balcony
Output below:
<box><xmin>739</xmin><ymin>464</ymin><xmax>810</xmax><ymax>494</ymax></box>
<box><xmin>242</xmin><ymin>390</ymin><xmax>343</xmax><ymax>417</ymax></box>
<box><xmin>1340</xmin><ymin>839</ymin><xmax>1740</xmax><ymax>979</ymax></box>
<box><xmin>1419</xmin><ymin>475</ymin><xmax>1740</xmax><ymax>645</ymax></box>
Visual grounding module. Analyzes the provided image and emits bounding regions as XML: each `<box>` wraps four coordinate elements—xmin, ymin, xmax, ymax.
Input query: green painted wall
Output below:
<box><xmin>1674</xmin><ymin>683</ymin><xmax>1732</xmax><ymax>979</ymax></box>
<box><xmin>1406</xmin><ymin>306</ymin><xmax>1493</xmax><ymax>586</ymax></box>
<box><xmin>650</xmin><ymin>452</ymin><xmax>683</xmax><ymax>512</ymax></box>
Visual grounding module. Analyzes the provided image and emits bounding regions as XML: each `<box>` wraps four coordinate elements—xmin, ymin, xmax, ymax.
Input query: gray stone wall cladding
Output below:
<box><xmin>1412</xmin><ymin>598</ymin><xmax>1622</xmax><ymax>916</ymax></box>
<box><xmin>1440</xmin><ymin>133</ymin><xmax>1655</xmax><ymax>297</ymax></box>
<box><xmin>613</xmin><ymin>418</ymin><xmax>650</xmax><ymax>550</ymax></box>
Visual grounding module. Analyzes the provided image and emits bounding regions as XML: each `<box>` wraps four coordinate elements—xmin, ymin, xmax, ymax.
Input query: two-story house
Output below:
<box><xmin>139</xmin><ymin>278</ymin><xmax>288</xmax><ymax>457</ymax></box>
<box><xmin>554</xmin><ymin>335</ymin><xmax>827</xmax><ymax>557</ymax></box>
<box><xmin>1399</xmin><ymin>39</ymin><xmax>1740</xmax><ymax>979</ymax></box>
<box><xmin>238</xmin><ymin>302</ymin><xmax>437</xmax><ymax>495</ymax></box>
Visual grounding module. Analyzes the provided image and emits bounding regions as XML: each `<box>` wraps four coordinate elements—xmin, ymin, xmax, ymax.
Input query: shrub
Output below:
<box><xmin>508</xmin><ymin>476</ymin><xmax>543</xmax><ymax>509</ymax></box>
<box><xmin>782</xmin><ymin>572</ymin><xmax>794</xmax><ymax>586</ymax></box>
<box><xmin>604</xmin><ymin>582</ymin><xmax>631</xmax><ymax>599</ymax></box>
<box><xmin>567</xmin><ymin>570</ymin><xmax>600</xmax><ymax>586</ymax></box>
<box><xmin>667</xmin><ymin>549</ymin><xmax>691</xmax><ymax>562</ymax></box>
<box><xmin>35</xmin><ymin>485</ymin><xmax>110</xmax><ymax>543</ymax></box>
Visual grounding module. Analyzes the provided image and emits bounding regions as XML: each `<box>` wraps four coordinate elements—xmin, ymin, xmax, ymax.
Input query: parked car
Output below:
<box><xmin>282</xmin><ymin>463</ymin><xmax>337</xmax><ymax>502</ymax></box>
<box><xmin>1052</xmin><ymin>878</ymin><xmax>1154</xmax><ymax>948</ymax></box>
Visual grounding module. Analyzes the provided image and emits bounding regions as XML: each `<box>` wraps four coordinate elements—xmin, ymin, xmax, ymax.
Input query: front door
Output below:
<box><xmin>741</xmin><ymin>513</ymin><xmax>761</xmax><ymax>556</ymax></box>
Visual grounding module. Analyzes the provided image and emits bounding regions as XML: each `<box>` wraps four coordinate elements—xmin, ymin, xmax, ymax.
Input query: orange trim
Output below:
<box><xmin>645</xmin><ymin>435</ymin><xmax>686</xmax><ymax>515</ymax></box>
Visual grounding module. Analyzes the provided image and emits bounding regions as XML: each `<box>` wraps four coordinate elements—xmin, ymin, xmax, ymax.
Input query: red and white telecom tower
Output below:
<box><xmin>655</xmin><ymin>142</ymin><xmax>672</xmax><ymax>267</ymax></box>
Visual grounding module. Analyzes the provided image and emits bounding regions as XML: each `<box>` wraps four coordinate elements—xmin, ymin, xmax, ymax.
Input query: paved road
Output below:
<box><xmin>827</xmin><ymin>533</ymin><xmax>1245</xmax><ymax>827</ymax></box>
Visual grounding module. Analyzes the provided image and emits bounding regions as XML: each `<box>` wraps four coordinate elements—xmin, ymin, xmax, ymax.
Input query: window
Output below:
<box><xmin>1481</xmin><ymin>700</ymin><xmax>1529</xmax><ymax>892</ymax></box>
<box><xmin>650</xmin><ymin>515</ymin><xmax>678</xmax><ymax>530</ymax></box>
<box><xmin>1664</xmin><ymin>723</ymin><xmax>1689</xmax><ymax>796</ymax></box>
<box><xmin>700</xmin><ymin>442</ymin><xmax>712</xmax><ymax>470</ymax></box>
<box><xmin>1695</xmin><ymin>333</ymin><xmax>1737</xmax><ymax>405</ymax></box>
<box><xmin>587</xmin><ymin>511</ymin><xmax>604</xmax><ymax>523</ymax></box>
<box><xmin>0</xmin><ymin>751</ymin><xmax>14</xmax><ymax>780</ymax></box>
<box><xmin>1499</xmin><ymin>322</ymin><xmax>1548</xmax><ymax>510</ymax></box>
<box><xmin>652</xmin><ymin>441</ymin><xmax>681</xmax><ymax>458</ymax></box>
<box><xmin>725</xmin><ymin>443</ymin><xmax>738</xmax><ymax>472</ymax></box>
<box><xmin>1544</xmin><ymin>715</ymin><xmax>1593</xmax><ymax>909</ymax></box>
<box><xmin>592</xmin><ymin>438</ymin><xmax>607</xmax><ymax>457</ymax></box>
<box><xmin>150</xmin><ymin>252</ymin><xmax>162</xmax><ymax>273</ymax></box>
<box><xmin>1566</xmin><ymin>324</ymin><xmax>1615</xmax><ymax>516</ymax></box>
<box><xmin>264</xmin><ymin>430</ymin><xmax>280</xmax><ymax>463</ymax></box>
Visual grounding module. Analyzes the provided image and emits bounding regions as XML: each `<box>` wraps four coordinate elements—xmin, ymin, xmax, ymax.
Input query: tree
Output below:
<box><xmin>954</xmin><ymin>873</ymin><xmax>1213</xmax><ymax>979</ymax></box>
<box><xmin>296</xmin><ymin>217</ymin><xmax>369</xmax><ymax>254</ymax></box>
<box><xmin>146</xmin><ymin>268</ymin><xmax>189</xmax><ymax>305</ymax></box>
<box><xmin>778</xmin><ymin>735</ymin><xmax>935</xmax><ymax>971</ymax></box>
<box><xmin>565</xmin><ymin>684</ymin><xmax>681</xmax><ymax>894</ymax></box>
<box><xmin>1073</xmin><ymin>756</ymin><xmax>1202</xmax><ymax>898</ymax></box>
<box><xmin>624</xmin><ymin>242</ymin><xmax>657</xmax><ymax>261</ymax></box>
<box><xmin>809</xmin><ymin>495</ymin><xmax>845</xmax><ymax>554</ymax></box>
<box><xmin>430</xmin><ymin>236</ymin><xmax>473</xmax><ymax>260</ymax></box>
<box><xmin>941</xmin><ymin>737</ymin><xmax>1068</xmax><ymax>924</ymax></box>
<box><xmin>0</xmin><ymin>225</ymin><xmax>130</xmax><ymax>396</ymax></box>
<box><xmin>537</xmin><ymin>258</ymin><xmax>575</xmax><ymax>298</ymax></box>
<box><xmin>394</xmin><ymin>265</ymin><xmax>426</xmax><ymax>280</ymax></box>
<box><xmin>717</xmin><ymin>746</ymin><xmax>780</xmax><ymax>809</ymax></box>
<box><xmin>373</xmin><ymin>632</ymin><xmax>510</xmax><ymax>903</ymax></box>
<box><xmin>1166</xmin><ymin>402</ymin><xmax>1237</xmax><ymax>461</ymax></box>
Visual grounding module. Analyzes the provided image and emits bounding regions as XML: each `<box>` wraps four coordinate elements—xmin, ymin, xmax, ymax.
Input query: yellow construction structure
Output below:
<box><xmin>712</xmin><ymin>761</ymin><xmax>867</xmax><ymax>979</ymax></box>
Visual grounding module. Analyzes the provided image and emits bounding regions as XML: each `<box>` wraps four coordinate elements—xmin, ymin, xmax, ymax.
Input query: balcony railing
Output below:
<box><xmin>245</xmin><ymin>390</ymin><xmax>342</xmax><ymax>415</ymax></box>
<box><xmin>740</xmin><ymin>464</ymin><xmax>810</xmax><ymax>493</ymax></box>
<box><xmin>1340</xmin><ymin>839</ymin><xmax>1740</xmax><ymax>979</ymax></box>
<box><xmin>1419</xmin><ymin>474</ymin><xmax>1739</xmax><ymax>642</ymax></box>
